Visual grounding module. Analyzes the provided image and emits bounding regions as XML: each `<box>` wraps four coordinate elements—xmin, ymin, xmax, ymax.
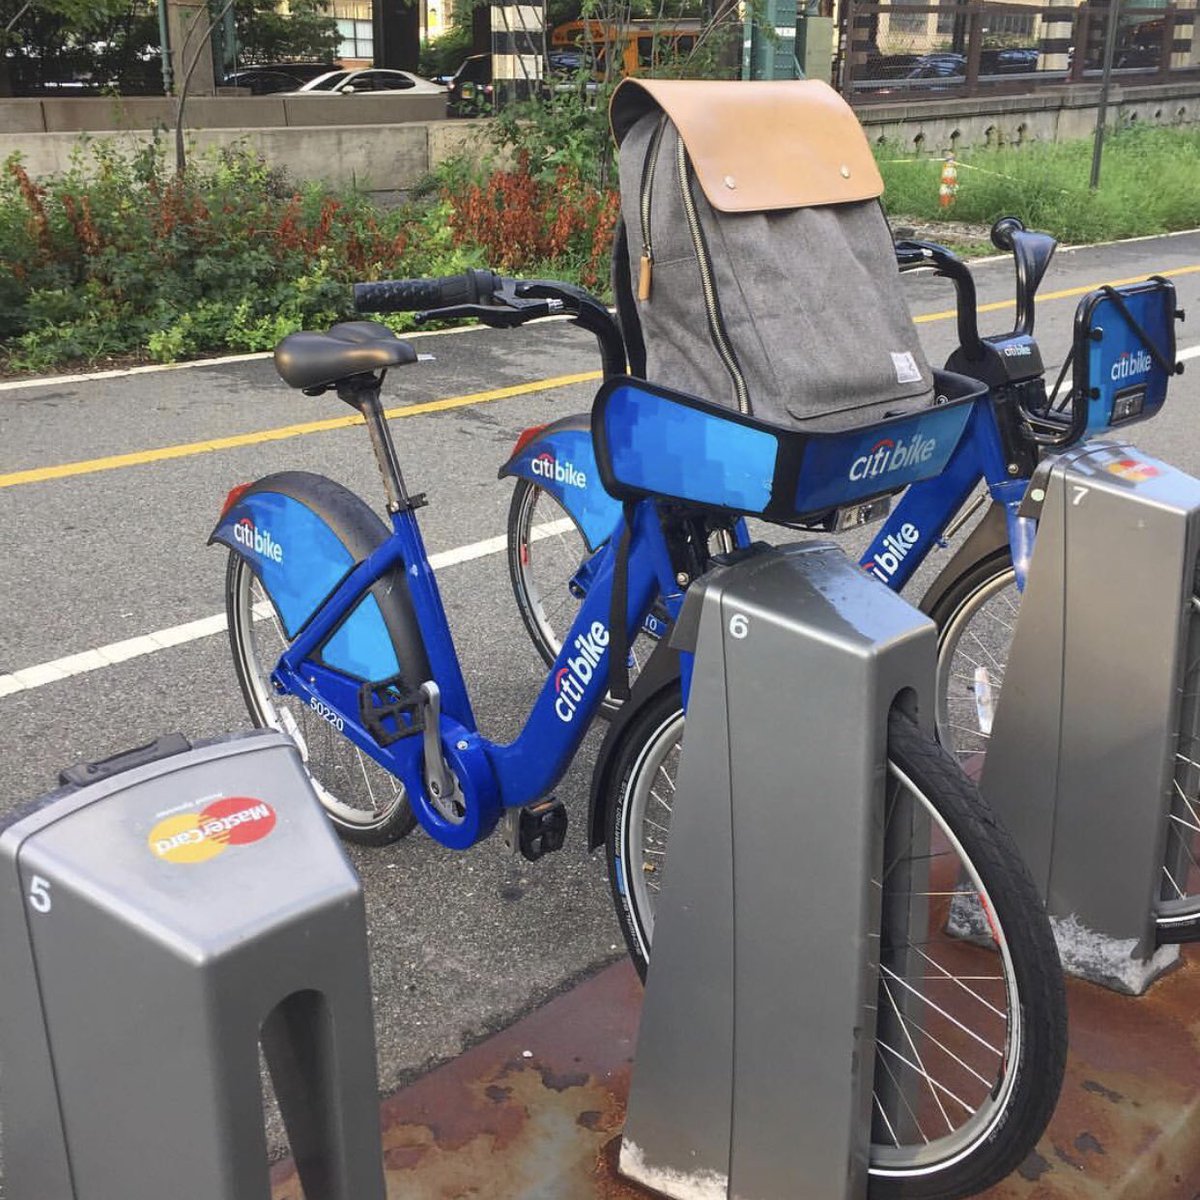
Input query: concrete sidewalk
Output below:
<box><xmin>270</xmin><ymin>950</ymin><xmax>1200</xmax><ymax>1200</ymax></box>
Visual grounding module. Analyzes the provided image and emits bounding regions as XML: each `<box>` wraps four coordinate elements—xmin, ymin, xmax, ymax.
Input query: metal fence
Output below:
<box><xmin>839</xmin><ymin>0</ymin><xmax>1200</xmax><ymax>101</ymax></box>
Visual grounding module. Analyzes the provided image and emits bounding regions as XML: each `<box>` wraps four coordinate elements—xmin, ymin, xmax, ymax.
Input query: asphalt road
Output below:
<box><xmin>2</xmin><ymin>232</ymin><xmax>1199</xmax><ymax>1164</ymax></box>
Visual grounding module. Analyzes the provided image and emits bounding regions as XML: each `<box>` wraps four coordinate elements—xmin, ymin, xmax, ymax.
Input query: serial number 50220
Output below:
<box><xmin>309</xmin><ymin>697</ymin><xmax>345</xmax><ymax>731</ymax></box>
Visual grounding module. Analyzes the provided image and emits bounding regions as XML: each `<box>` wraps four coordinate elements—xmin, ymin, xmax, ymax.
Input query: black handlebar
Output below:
<box><xmin>355</xmin><ymin>270</ymin><xmax>627</xmax><ymax>378</ymax></box>
<box><xmin>352</xmin><ymin>270</ymin><xmax>502</xmax><ymax>314</ymax></box>
<box><xmin>895</xmin><ymin>239</ymin><xmax>984</xmax><ymax>361</ymax></box>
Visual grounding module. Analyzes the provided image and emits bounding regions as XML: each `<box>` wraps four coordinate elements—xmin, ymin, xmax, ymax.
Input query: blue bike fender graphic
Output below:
<box><xmin>212</xmin><ymin>490</ymin><xmax>400</xmax><ymax>681</ymax></box>
<box><xmin>500</xmin><ymin>422</ymin><xmax>621</xmax><ymax>551</ymax></box>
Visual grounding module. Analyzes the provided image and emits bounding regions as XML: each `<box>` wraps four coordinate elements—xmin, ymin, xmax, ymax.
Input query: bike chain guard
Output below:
<box><xmin>357</xmin><ymin>676</ymin><xmax>501</xmax><ymax>850</ymax></box>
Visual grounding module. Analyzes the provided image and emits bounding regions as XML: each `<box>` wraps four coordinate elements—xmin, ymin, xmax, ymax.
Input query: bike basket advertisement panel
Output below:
<box><xmin>600</xmin><ymin>382</ymin><xmax>778</xmax><ymax>513</ymax></box>
<box><xmin>795</xmin><ymin>403</ymin><xmax>974</xmax><ymax>514</ymax></box>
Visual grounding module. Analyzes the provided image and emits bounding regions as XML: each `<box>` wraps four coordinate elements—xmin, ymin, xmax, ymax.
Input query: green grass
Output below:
<box><xmin>877</xmin><ymin>125</ymin><xmax>1200</xmax><ymax>243</ymax></box>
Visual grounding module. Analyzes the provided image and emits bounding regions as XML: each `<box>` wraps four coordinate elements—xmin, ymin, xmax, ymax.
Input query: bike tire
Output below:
<box><xmin>225</xmin><ymin>551</ymin><xmax>417</xmax><ymax>846</ymax></box>
<box><xmin>929</xmin><ymin>547</ymin><xmax>1200</xmax><ymax>945</ymax></box>
<box><xmin>605</xmin><ymin>685</ymin><xmax>1066</xmax><ymax>1199</ymax></box>
<box><xmin>507</xmin><ymin>477</ymin><xmax>591</xmax><ymax>670</ymax></box>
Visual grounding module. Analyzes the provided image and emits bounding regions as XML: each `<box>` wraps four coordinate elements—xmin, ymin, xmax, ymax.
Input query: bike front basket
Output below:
<box><xmin>1072</xmin><ymin>277</ymin><xmax>1180</xmax><ymax>437</ymax></box>
<box><xmin>591</xmin><ymin>370</ymin><xmax>984</xmax><ymax>523</ymax></box>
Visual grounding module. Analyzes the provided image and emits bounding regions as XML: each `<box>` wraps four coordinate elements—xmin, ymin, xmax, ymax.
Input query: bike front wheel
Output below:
<box><xmin>507</xmin><ymin>478</ymin><xmax>655</xmax><ymax>712</ymax></box>
<box><xmin>930</xmin><ymin>549</ymin><xmax>1200</xmax><ymax>943</ymax></box>
<box><xmin>605</xmin><ymin>686</ymin><xmax>1066</xmax><ymax>1200</ymax></box>
<box><xmin>225</xmin><ymin>552</ymin><xmax>416</xmax><ymax>845</ymax></box>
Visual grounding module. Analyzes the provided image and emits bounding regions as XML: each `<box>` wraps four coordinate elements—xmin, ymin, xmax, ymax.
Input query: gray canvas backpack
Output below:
<box><xmin>610</xmin><ymin>78</ymin><xmax>935</xmax><ymax>430</ymax></box>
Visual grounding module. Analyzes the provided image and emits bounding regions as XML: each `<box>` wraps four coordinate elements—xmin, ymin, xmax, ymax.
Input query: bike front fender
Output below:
<box><xmin>499</xmin><ymin>413</ymin><xmax>623</xmax><ymax>551</ymax></box>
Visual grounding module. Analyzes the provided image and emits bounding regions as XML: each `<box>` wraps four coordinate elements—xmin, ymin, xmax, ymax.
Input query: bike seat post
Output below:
<box><xmin>339</xmin><ymin>377</ymin><xmax>413</xmax><ymax>514</ymax></box>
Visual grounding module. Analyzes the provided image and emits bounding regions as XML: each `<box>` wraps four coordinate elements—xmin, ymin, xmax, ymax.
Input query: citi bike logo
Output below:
<box><xmin>553</xmin><ymin>620</ymin><xmax>609</xmax><ymax>723</ymax></box>
<box><xmin>531</xmin><ymin>451</ymin><xmax>588</xmax><ymax>489</ymax></box>
<box><xmin>849</xmin><ymin>433</ymin><xmax>937</xmax><ymax>482</ymax></box>
<box><xmin>866</xmin><ymin>523</ymin><xmax>920</xmax><ymax>582</ymax></box>
<box><xmin>1111</xmin><ymin>348</ymin><xmax>1152</xmax><ymax>382</ymax></box>
<box><xmin>234</xmin><ymin>517</ymin><xmax>284</xmax><ymax>563</ymax></box>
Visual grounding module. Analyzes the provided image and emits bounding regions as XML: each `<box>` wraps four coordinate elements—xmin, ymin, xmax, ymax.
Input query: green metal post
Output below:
<box><xmin>157</xmin><ymin>0</ymin><xmax>174</xmax><ymax>94</ymax></box>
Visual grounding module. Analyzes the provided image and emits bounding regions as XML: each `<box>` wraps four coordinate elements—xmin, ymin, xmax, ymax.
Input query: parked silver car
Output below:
<box><xmin>290</xmin><ymin>68</ymin><xmax>445</xmax><ymax>95</ymax></box>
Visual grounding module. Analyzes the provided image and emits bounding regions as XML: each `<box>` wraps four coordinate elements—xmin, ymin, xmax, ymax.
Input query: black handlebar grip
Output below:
<box><xmin>990</xmin><ymin>216</ymin><xmax>1025</xmax><ymax>251</ymax></box>
<box><xmin>353</xmin><ymin>269</ymin><xmax>501</xmax><ymax>313</ymax></box>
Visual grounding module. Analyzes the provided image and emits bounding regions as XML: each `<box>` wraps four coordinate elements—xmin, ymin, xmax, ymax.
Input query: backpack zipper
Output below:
<box><xmin>638</xmin><ymin>115</ymin><xmax>667</xmax><ymax>301</ymax></box>
<box><xmin>677</xmin><ymin>135</ymin><xmax>751</xmax><ymax>414</ymax></box>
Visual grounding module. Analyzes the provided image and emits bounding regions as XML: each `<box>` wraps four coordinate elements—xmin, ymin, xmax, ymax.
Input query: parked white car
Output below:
<box><xmin>290</xmin><ymin>68</ymin><xmax>445</xmax><ymax>95</ymax></box>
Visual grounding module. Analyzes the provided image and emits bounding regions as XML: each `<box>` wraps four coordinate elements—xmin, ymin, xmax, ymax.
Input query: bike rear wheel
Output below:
<box><xmin>930</xmin><ymin>548</ymin><xmax>1200</xmax><ymax>943</ymax></box>
<box><xmin>225</xmin><ymin>552</ymin><xmax>416</xmax><ymax>845</ymax></box>
<box><xmin>605</xmin><ymin>686</ymin><xmax>1066</xmax><ymax>1199</ymax></box>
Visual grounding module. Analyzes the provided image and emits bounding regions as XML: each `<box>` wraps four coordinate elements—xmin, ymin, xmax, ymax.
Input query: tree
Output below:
<box><xmin>234</xmin><ymin>0</ymin><xmax>340</xmax><ymax>65</ymax></box>
<box><xmin>1</xmin><ymin>0</ymin><xmax>151</xmax><ymax>96</ymax></box>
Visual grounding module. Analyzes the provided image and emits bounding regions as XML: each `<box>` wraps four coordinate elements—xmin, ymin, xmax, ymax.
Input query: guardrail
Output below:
<box><xmin>840</xmin><ymin>0</ymin><xmax>1199</xmax><ymax>102</ymax></box>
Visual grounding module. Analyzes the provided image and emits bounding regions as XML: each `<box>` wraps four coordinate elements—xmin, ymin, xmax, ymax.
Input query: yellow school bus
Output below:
<box><xmin>550</xmin><ymin>18</ymin><xmax>702</xmax><ymax>79</ymax></box>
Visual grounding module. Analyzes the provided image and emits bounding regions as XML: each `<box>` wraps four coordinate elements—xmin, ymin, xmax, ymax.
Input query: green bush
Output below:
<box><xmin>4</xmin><ymin>122</ymin><xmax>1200</xmax><ymax>376</ymax></box>
<box><xmin>0</xmin><ymin>137</ymin><xmax>449</xmax><ymax>372</ymax></box>
<box><xmin>878</xmin><ymin>124</ymin><xmax>1200</xmax><ymax>243</ymax></box>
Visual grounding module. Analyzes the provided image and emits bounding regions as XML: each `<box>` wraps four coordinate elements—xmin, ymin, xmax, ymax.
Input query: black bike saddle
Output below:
<box><xmin>275</xmin><ymin>320</ymin><xmax>418</xmax><ymax>391</ymax></box>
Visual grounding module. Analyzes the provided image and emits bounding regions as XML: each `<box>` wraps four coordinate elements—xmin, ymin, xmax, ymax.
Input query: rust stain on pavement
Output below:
<box><xmin>272</xmin><ymin>950</ymin><xmax>1200</xmax><ymax>1199</ymax></box>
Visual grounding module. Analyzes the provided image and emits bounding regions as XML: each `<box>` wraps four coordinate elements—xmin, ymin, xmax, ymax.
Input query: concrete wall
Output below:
<box><xmin>857</xmin><ymin>81</ymin><xmax>1200</xmax><ymax>154</ymax></box>
<box><xmin>0</xmin><ymin>91</ymin><xmax>446</xmax><ymax>133</ymax></box>
<box><xmin>0</xmin><ymin>119</ymin><xmax>487</xmax><ymax>191</ymax></box>
<box><xmin>4</xmin><ymin>80</ymin><xmax>1199</xmax><ymax>191</ymax></box>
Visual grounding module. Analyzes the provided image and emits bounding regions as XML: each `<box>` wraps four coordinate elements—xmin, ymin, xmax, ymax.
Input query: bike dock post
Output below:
<box><xmin>0</xmin><ymin>730</ymin><xmax>386</xmax><ymax>1200</ymax></box>
<box><xmin>979</xmin><ymin>440</ymin><xmax>1200</xmax><ymax>993</ymax></box>
<box><xmin>618</xmin><ymin>542</ymin><xmax>938</xmax><ymax>1200</ymax></box>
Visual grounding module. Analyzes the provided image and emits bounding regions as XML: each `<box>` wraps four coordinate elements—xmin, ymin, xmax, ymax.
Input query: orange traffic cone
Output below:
<box><xmin>939</xmin><ymin>154</ymin><xmax>959</xmax><ymax>209</ymax></box>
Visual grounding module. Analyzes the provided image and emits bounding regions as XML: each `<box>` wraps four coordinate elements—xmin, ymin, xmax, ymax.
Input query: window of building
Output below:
<box><xmin>338</xmin><ymin>18</ymin><xmax>374</xmax><ymax>59</ymax></box>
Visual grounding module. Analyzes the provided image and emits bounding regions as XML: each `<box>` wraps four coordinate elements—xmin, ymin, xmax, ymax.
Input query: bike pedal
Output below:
<box><xmin>358</xmin><ymin>673</ymin><xmax>424</xmax><ymax>747</ymax></box>
<box><xmin>516</xmin><ymin>798</ymin><xmax>568</xmax><ymax>861</ymax></box>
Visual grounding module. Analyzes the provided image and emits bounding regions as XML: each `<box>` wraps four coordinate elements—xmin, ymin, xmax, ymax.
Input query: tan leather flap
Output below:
<box><xmin>610</xmin><ymin>78</ymin><xmax>882</xmax><ymax>212</ymax></box>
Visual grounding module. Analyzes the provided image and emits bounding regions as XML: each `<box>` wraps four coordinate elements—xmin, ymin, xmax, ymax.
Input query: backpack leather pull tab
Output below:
<box><xmin>638</xmin><ymin>254</ymin><xmax>653</xmax><ymax>302</ymax></box>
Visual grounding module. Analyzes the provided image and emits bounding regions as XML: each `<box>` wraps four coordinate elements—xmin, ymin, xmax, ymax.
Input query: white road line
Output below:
<box><xmin>0</xmin><ymin>316</ymin><xmax>576</xmax><ymax>393</ymax></box>
<box><xmin>6</xmin><ymin>336</ymin><xmax>1199</xmax><ymax>698</ymax></box>
<box><xmin>0</xmin><ymin>516</ymin><xmax>577</xmax><ymax>699</ymax></box>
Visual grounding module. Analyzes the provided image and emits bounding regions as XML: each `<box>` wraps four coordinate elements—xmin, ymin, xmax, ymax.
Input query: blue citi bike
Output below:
<box><xmin>495</xmin><ymin>219</ymin><xmax>1192</xmax><ymax>948</ymax></box>
<box><xmin>214</xmin><ymin>273</ymin><xmax>1066</xmax><ymax>1198</ymax></box>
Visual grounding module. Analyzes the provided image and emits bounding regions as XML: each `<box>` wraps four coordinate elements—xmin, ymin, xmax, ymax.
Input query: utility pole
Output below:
<box><xmin>1090</xmin><ymin>0</ymin><xmax>1123</xmax><ymax>189</ymax></box>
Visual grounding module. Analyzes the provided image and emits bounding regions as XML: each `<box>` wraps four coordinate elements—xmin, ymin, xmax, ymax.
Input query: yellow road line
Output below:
<box><xmin>913</xmin><ymin>263</ymin><xmax>1200</xmax><ymax>325</ymax></box>
<box><xmin>0</xmin><ymin>371</ymin><xmax>602</xmax><ymax>490</ymax></box>
<box><xmin>4</xmin><ymin>261</ymin><xmax>1199</xmax><ymax>491</ymax></box>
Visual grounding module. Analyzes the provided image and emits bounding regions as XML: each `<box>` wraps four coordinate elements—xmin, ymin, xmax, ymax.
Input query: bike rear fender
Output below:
<box><xmin>210</xmin><ymin>470</ymin><xmax>431</xmax><ymax>685</ymax></box>
<box><xmin>918</xmin><ymin>500</ymin><xmax>1011</xmax><ymax>618</ymax></box>
<box><xmin>499</xmin><ymin>413</ymin><xmax>622</xmax><ymax>551</ymax></box>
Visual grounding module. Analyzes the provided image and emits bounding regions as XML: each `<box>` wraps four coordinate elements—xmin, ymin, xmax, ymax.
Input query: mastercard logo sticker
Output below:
<box><xmin>1105</xmin><ymin>458</ymin><xmax>1159</xmax><ymax>483</ymax></box>
<box><xmin>148</xmin><ymin>796</ymin><xmax>277</xmax><ymax>865</ymax></box>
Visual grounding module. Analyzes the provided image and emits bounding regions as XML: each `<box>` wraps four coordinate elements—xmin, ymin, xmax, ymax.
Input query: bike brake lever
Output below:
<box><xmin>415</xmin><ymin>301</ymin><xmax>551</xmax><ymax>326</ymax></box>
